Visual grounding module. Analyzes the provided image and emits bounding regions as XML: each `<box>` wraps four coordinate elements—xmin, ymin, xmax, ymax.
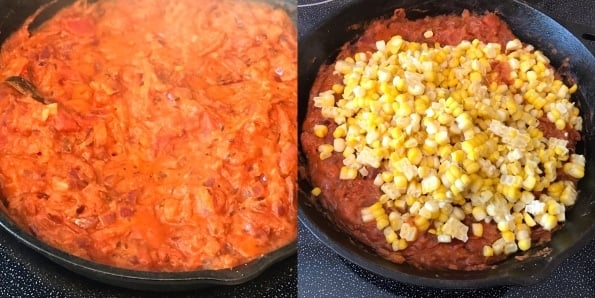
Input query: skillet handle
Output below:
<box><xmin>555</xmin><ymin>19</ymin><xmax>595</xmax><ymax>56</ymax></box>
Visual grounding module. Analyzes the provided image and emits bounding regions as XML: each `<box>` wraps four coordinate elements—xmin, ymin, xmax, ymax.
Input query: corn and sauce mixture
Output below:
<box><xmin>0</xmin><ymin>0</ymin><xmax>296</xmax><ymax>271</ymax></box>
<box><xmin>302</xmin><ymin>10</ymin><xmax>584</xmax><ymax>270</ymax></box>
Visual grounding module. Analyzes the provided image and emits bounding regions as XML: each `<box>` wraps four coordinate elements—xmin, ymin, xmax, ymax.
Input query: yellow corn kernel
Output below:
<box><xmin>504</xmin><ymin>242</ymin><xmax>519</xmax><ymax>255</ymax></box>
<box><xmin>497</xmin><ymin>221</ymin><xmax>510</xmax><ymax>232</ymax></box>
<box><xmin>311</xmin><ymin>187</ymin><xmax>322</xmax><ymax>196</ymax></box>
<box><xmin>404</xmin><ymin>138</ymin><xmax>418</xmax><ymax>148</ymax></box>
<box><xmin>407</xmin><ymin>147</ymin><xmax>423</xmax><ymax>165</ymax></box>
<box><xmin>502</xmin><ymin>185</ymin><xmax>521</xmax><ymax>201</ymax></box>
<box><xmin>435</xmin><ymin>129</ymin><xmax>450</xmax><ymax>145</ymax></box>
<box><xmin>523</xmin><ymin>208</ymin><xmax>537</xmax><ymax>228</ymax></box>
<box><xmin>463</xmin><ymin>160</ymin><xmax>480</xmax><ymax>174</ymax></box>
<box><xmin>445</xmin><ymin>165</ymin><xmax>462</xmax><ymax>184</ymax></box>
<box><xmin>313</xmin><ymin>91</ymin><xmax>335</xmax><ymax>107</ymax></box>
<box><xmin>388</xmin><ymin>209</ymin><xmax>402</xmax><ymax>223</ymax></box>
<box><xmin>333</xmin><ymin>138</ymin><xmax>346</xmax><ymax>152</ymax></box>
<box><xmin>376</xmin><ymin>216</ymin><xmax>390</xmax><ymax>230</ymax></box>
<box><xmin>415</xmin><ymin>96</ymin><xmax>430</xmax><ymax>114</ymax></box>
<box><xmin>314</xmin><ymin>124</ymin><xmax>329</xmax><ymax>138</ymax></box>
<box><xmin>361</xmin><ymin>202</ymin><xmax>382</xmax><ymax>222</ymax></box>
<box><xmin>383</xmin><ymin>227</ymin><xmax>398</xmax><ymax>244</ymax></box>
<box><xmin>539</xmin><ymin>213</ymin><xmax>558</xmax><ymax>230</ymax></box>
<box><xmin>41</xmin><ymin>103</ymin><xmax>58</xmax><ymax>121</ymax></box>
<box><xmin>417</xmin><ymin>166</ymin><xmax>432</xmax><ymax>179</ymax></box>
<box><xmin>339</xmin><ymin>166</ymin><xmax>358</xmax><ymax>180</ymax></box>
<box><xmin>560</xmin><ymin>182</ymin><xmax>577</xmax><ymax>206</ymax></box>
<box><xmin>423</xmin><ymin>30</ymin><xmax>434</xmax><ymax>38</ymax></box>
<box><xmin>421</xmin><ymin>175</ymin><xmax>440</xmax><ymax>194</ymax></box>
<box><xmin>472</xmin><ymin>223</ymin><xmax>484</xmax><ymax>237</ymax></box>
<box><xmin>437</xmin><ymin>145</ymin><xmax>452</xmax><ymax>159</ymax></box>
<box><xmin>451</xmin><ymin>150</ymin><xmax>465</xmax><ymax>163</ymax></box>
<box><xmin>397</xmin><ymin>238</ymin><xmax>408</xmax><ymax>250</ymax></box>
<box><xmin>381</xmin><ymin>171</ymin><xmax>394</xmax><ymax>183</ymax></box>
<box><xmin>332</xmin><ymin>84</ymin><xmax>344</xmax><ymax>94</ymax></box>
<box><xmin>399</xmin><ymin>223</ymin><xmax>418</xmax><ymax>242</ymax></box>
<box><xmin>522</xmin><ymin>175</ymin><xmax>536</xmax><ymax>190</ymax></box>
<box><xmin>483</xmin><ymin>245</ymin><xmax>494</xmax><ymax>257</ymax></box>
<box><xmin>469</xmin><ymin>71</ymin><xmax>482</xmax><ymax>83</ymax></box>
<box><xmin>523</xmin><ymin>212</ymin><xmax>537</xmax><ymax>228</ymax></box>
<box><xmin>393</xmin><ymin>76</ymin><xmax>406</xmax><ymax>92</ymax></box>
<box><xmin>422</xmin><ymin>139</ymin><xmax>438</xmax><ymax>155</ymax></box>
<box><xmin>547</xmin><ymin>181</ymin><xmax>565</xmax><ymax>197</ymax></box>
<box><xmin>318</xmin><ymin>144</ymin><xmax>334</xmax><ymax>160</ymax></box>
<box><xmin>501</xmin><ymin>230</ymin><xmax>515</xmax><ymax>242</ymax></box>
<box><xmin>563</xmin><ymin>160</ymin><xmax>585</xmax><ymax>179</ymax></box>
<box><xmin>547</xmin><ymin>200</ymin><xmax>562</xmax><ymax>215</ymax></box>
<box><xmin>414</xmin><ymin>215</ymin><xmax>431</xmax><ymax>232</ymax></box>
<box><xmin>472</xmin><ymin>206</ymin><xmax>487</xmax><ymax>221</ymax></box>
<box><xmin>393</xmin><ymin>174</ymin><xmax>408</xmax><ymax>191</ymax></box>
<box><xmin>517</xmin><ymin>238</ymin><xmax>531</xmax><ymax>251</ymax></box>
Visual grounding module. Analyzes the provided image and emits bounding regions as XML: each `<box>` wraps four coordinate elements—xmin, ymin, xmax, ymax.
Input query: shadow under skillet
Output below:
<box><xmin>298</xmin><ymin>223</ymin><xmax>595</xmax><ymax>297</ymax></box>
<box><xmin>0</xmin><ymin>226</ymin><xmax>297</xmax><ymax>298</ymax></box>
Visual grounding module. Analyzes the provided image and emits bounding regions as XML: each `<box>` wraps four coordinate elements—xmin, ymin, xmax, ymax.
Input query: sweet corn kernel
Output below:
<box><xmin>339</xmin><ymin>166</ymin><xmax>358</xmax><ymax>180</ymax></box>
<box><xmin>407</xmin><ymin>147</ymin><xmax>423</xmax><ymax>165</ymax></box>
<box><xmin>311</xmin><ymin>35</ymin><xmax>584</xmax><ymax>256</ymax></box>
<box><xmin>483</xmin><ymin>245</ymin><xmax>494</xmax><ymax>257</ymax></box>
<box><xmin>472</xmin><ymin>206</ymin><xmax>487</xmax><ymax>221</ymax></box>
<box><xmin>423</xmin><ymin>30</ymin><xmax>434</xmax><ymax>38</ymax></box>
<box><xmin>502</xmin><ymin>230</ymin><xmax>515</xmax><ymax>242</ymax></box>
<box><xmin>376</xmin><ymin>217</ymin><xmax>390</xmax><ymax>230</ymax></box>
<box><xmin>414</xmin><ymin>215</ymin><xmax>431</xmax><ymax>232</ymax></box>
<box><xmin>318</xmin><ymin>144</ymin><xmax>334</xmax><ymax>160</ymax></box>
<box><xmin>472</xmin><ymin>223</ymin><xmax>484</xmax><ymax>237</ymax></box>
<box><xmin>539</xmin><ymin>213</ymin><xmax>558</xmax><ymax>230</ymax></box>
<box><xmin>517</xmin><ymin>238</ymin><xmax>531</xmax><ymax>251</ymax></box>
<box><xmin>314</xmin><ymin>124</ymin><xmax>329</xmax><ymax>138</ymax></box>
<box><xmin>311</xmin><ymin>187</ymin><xmax>322</xmax><ymax>196</ymax></box>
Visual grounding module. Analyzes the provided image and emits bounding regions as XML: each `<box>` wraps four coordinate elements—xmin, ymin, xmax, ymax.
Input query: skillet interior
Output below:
<box><xmin>298</xmin><ymin>0</ymin><xmax>595</xmax><ymax>288</ymax></box>
<box><xmin>0</xmin><ymin>0</ymin><xmax>298</xmax><ymax>291</ymax></box>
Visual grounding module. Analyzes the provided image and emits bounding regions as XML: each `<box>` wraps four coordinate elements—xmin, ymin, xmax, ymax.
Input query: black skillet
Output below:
<box><xmin>298</xmin><ymin>0</ymin><xmax>595</xmax><ymax>289</ymax></box>
<box><xmin>0</xmin><ymin>0</ymin><xmax>297</xmax><ymax>291</ymax></box>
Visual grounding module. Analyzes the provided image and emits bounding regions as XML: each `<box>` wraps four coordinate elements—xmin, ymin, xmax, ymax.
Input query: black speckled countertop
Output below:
<box><xmin>0</xmin><ymin>227</ymin><xmax>297</xmax><ymax>297</ymax></box>
<box><xmin>299</xmin><ymin>224</ymin><xmax>594</xmax><ymax>297</ymax></box>
<box><xmin>298</xmin><ymin>0</ymin><xmax>595</xmax><ymax>297</ymax></box>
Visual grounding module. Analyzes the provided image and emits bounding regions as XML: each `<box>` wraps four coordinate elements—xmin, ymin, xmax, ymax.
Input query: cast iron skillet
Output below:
<box><xmin>0</xmin><ymin>0</ymin><xmax>297</xmax><ymax>291</ymax></box>
<box><xmin>299</xmin><ymin>0</ymin><xmax>595</xmax><ymax>289</ymax></box>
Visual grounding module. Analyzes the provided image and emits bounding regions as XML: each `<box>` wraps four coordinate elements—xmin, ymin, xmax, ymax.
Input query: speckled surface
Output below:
<box><xmin>0</xmin><ymin>226</ymin><xmax>297</xmax><ymax>297</ymax></box>
<box><xmin>299</xmin><ymin>224</ymin><xmax>595</xmax><ymax>297</ymax></box>
<box><xmin>298</xmin><ymin>0</ymin><xmax>595</xmax><ymax>297</ymax></box>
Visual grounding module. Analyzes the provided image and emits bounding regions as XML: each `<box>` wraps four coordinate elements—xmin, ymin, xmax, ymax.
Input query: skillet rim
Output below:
<box><xmin>0</xmin><ymin>208</ymin><xmax>297</xmax><ymax>291</ymax></box>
